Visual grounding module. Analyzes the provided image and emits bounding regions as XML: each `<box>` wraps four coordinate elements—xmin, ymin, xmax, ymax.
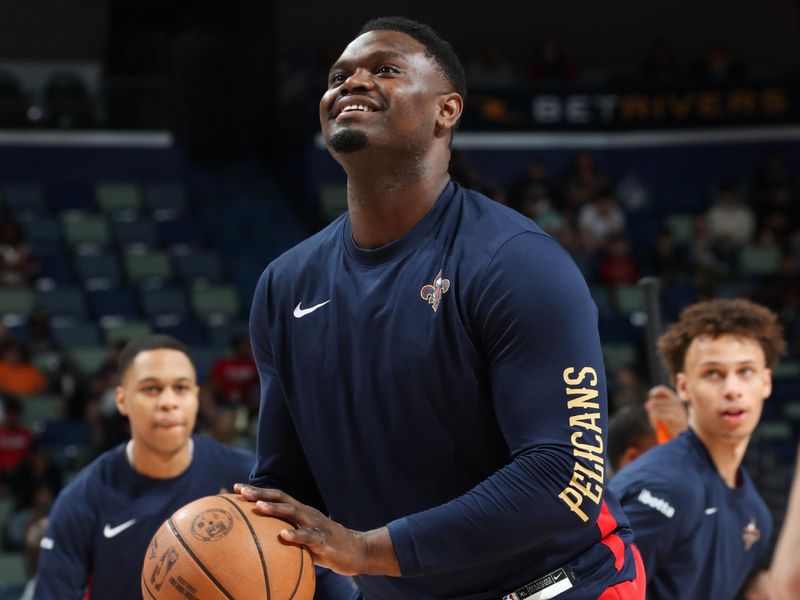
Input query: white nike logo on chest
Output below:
<box><xmin>103</xmin><ymin>519</ymin><xmax>136</xmax><ymax>538</ymax></box>
<box><xmin>293</xmin><ymin>299</ymin><xmax>331</xmax><ymax>318</ymax></box>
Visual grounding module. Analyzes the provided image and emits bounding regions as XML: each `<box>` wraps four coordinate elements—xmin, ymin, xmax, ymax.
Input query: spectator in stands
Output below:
<box><xmin>649</xmin><ymin>226</ymin><xmax>691</xmax><ymax>284</ymax></box>
<box><xmin>0</xmin><ymin>219</ymin><xmax>35</xmax><ymax>286</ymax></box>
<box><xmin>527</xmin><ymin>34</ymin><xmax>576</xmax><ymax>82</ymax></box>
<box><xmin>610</xmin><ymin>366</ymin><xmax>646</xmax><ymax>411</ymax></box>
<box><xmin>578</xmin><ymin>188</ymin><xmax>626</xmax><ymax>247</ymax></box>
<box><xmin>598</xmin><ymin>233</ymin><xmax>639</xmax><ymax>285</ymax></box>
<box><xmin>707</xmin><ymin>182</ymin><xmax>756</xmax><ymax>249</ymax></box>
<box><xmin>608</xmin><ymin>405</ymin><xmax>657</xmax><ymax>476</ymax></box>
<box><xmin>208</xmin><ymin>334</ymin><xmax>259</xmax><ymax>413</ymax></box>
<box><xmin>756</xmin><ymin>182</ymin><xmax>798</xmax><ymax>243</ymax></box>
<box><xmin>0</xmin><ymin>339</ymin><xmax>48</xmax><ymax>397</ymax></box>
<box><xmin>687</xmin><ymin>214</ymin><xmax>731</xmax><ymax>287</ymax></box>
<box><xmin>563</xmin><ymin>150</ymin><xmax>610</xmax><ymax>215</ymax></box>
<box><xmin>511</xmin><ymin>158</ymin><xmax>557</xmax><ymax>211</ymax></box>
<box><xmin>0</xmin><ymin>395</ymin><xmax>33</xmax><ymax>483</ymax></box>
<box><xmin>466</xmin><ymin>40</ymin><xmax>516</xmax><ymax>88</ymax></box>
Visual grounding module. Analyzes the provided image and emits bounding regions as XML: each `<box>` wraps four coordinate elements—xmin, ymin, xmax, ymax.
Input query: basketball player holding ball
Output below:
<box><xmin>34</xmin><ymin>335</ymin><xmax>351</xmax><ymax>600</ymax></box>
<box><xmin>242</xmin><ymin>17</ymin><xmax>644</xmax><ymax>600</ymax></box>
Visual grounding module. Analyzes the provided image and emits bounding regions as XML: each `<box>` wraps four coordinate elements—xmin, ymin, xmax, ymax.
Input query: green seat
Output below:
<box><xmin>0</xmin><ymin>288</ymin><xmax>34</xmax><ymax>317</ymax></box>
<box><xmin>0</xmin><ymin>497</ymin><xmax>12</xmax><ymax>524</ymax></box>
<box><xmin>782</xmin><ymin>401</ymin><xmax>800</xmax><ymax>421</ymax></box>
<box><xmin>602</xmin><ymin>342</ymin><xmax>637</xmax><ymax>371</ymax></box>
<box><xmin>666</xmin><ymin>214</ymin><xmax>694</xmax><ymax>242</ymax></box>
<box><xmin>614</xmin><ymin>285</ymin><xmax>644</xmax><ymax>315</ymax></box>
<box><xmin>0</xmin><ymin>552</ymin><xmax>26</xmax><ymax>586</ymax></box>
<box><xmin>70</xmin><ymin>347</ymin><xmax>108</xmax><ymax>374</ymax></box>
<box><xmin>103</xmin><ymin>320</ymin><xmax>152</xmax><ymax>344</ymax></box>
<box><xmin>774</xmin><ymin>362</ymin><xmax>800</xmax><ymax>378</ymax></box>
<box><xmin>125</xmin><ymin>251</ymin><xmax>172</xmax><ymax>283</ymax></box>
<box><xmin>192</xmin><ymin>286</ymin><xmax>240</xmax><ymax>318</ymax></box>
<box><xmin>754</xmin><ymin>420</ymin><xmax>792</xmax><ymax>441</ymax></box>
<box><xmin>23</xmin><ymin>393</ymin><xmax>60</xmax><ymax>425</ymax></box>
<box><xmin>95</xmin><ymin>182</ymin><xmax>142</xmax><ymax>213</ymax></box>
<box><xmin>739</xmin><ymin>245</ymin><xmax>781</xmax><ymax>276</ymax></box>
<box><xmin>61</xmin><ymin>212</ymin><xmax>111</xmax><ymax>247</ymax></box>
<box><xmin>319</xmin><ymin>184</ymin><xmax>348</xmax><ymax>222</ymax></box>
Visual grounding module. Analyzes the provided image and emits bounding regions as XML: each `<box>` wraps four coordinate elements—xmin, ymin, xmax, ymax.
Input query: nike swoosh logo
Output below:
<box><xmin>705</xmin><ymin>507</ymin><xmax>718</xmax><ymax>515</ymax></box>
<box><xmin>293</xmin><ymin>299</ymin><xmax>331</xmax><ymax>318</ymax></box>
<box><xmin>103</xmin><ymin>519</ymin><xmax>136</xmax><ymax>538</ymax></box>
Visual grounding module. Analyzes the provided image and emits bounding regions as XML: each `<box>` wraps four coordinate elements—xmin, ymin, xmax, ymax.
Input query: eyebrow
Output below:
<box><xmin>329</xmin><ymin>50</ymin><xmax>409</xmax><ymax>74</ymax></box>
<box><xmin>698</xmin><ymin>360</ymin><xmax>758</xmax><ymax>367</ymax></box>
<box><xmin>136</xmin><ymin>377</ymin><xmax>193</xmax><ymax>384</ymax></box>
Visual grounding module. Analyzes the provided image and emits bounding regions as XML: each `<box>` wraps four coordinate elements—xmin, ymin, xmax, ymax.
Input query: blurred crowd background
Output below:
<box><xmin>0</xmin><ymin>0</ymin><xmax>799</xmax><ymax>597</ymax></box>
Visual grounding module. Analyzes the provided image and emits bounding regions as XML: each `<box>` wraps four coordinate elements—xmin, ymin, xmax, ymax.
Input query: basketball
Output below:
<box><xmin>141</xmin><ymin>493</ymin><xmax>315</xmax><ymax>600</ymax></box>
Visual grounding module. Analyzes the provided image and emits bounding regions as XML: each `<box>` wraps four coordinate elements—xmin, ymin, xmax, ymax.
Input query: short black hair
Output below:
<box><xmin>608</xmin><ymin>405</ymin><xmax>655</xmax><ymax>473</ymax></box>
<box><xmin>358</xmin><ymin>17</ymin><xmax>467</xmax><ymax>99</ymax></box>
<box><xmin>118</xmin><ymin>335</ymin><xmax>191</xmax><ymax>379</ymax></box>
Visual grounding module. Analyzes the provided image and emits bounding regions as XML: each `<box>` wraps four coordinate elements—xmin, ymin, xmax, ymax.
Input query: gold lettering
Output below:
<box><xmin>697</xmin><ymin>92</ymin><xmax>722</xmax><ymax>119</ymax></box>
<box><xmin>574</xmin><ymin>460</ymin><xmax>604</xmax><ymax>483</ymax></box>
<box><xmin>728</xmin><ymin>90</ymin><xmax>756</xmax><ymax>115</ymax></box>
<box><xmin>621</xmin><ymin>96</ymin><xmax>649</xmax><ymax>120</ymax></box>
<box><xmin>569</xmin><ymin>471</ymin><xmax>603</xmax><ymax>504</ymax></box>
<box><xmin>566</xmin><ymin>387</ymin><xmax>599</xmax><ymax>410</ymax></box>
<box><xmin>559</xmin><ymin>487</ymin><xmax>589</xmax><ymax>522</ymax></box>
<box><xmin>569</xmin><ymin>412</ymin><xmax>603</xmax><ymax>433</ymax></box>
<box><xmin>571</xmin><ymin>431</ymin><xmax>603</xmax><ymax>454</ymax></box>
<box><xmin>761</xmin><ymin>88</ymin><xmax>788</xmax><ymax>115</ymax></box>
<box><xmin>562</xmin><ymin>366</ymin><xmax>598</xmax><ymax>387</ymax></box>
<box><xmin>667</xmin><ymin>94</ymin><xmax>694</xmax><ymax>119</ymax></box>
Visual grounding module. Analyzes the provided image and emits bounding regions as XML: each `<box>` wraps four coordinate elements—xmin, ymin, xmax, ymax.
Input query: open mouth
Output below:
<box><xmin>721</xmin><ymin>408</ymin><xmax>746</xmax><ymax>423</ymax></box>
<box><xmin>333</xmin><ymin>99</ymin><xmax>380</xmax><ymax>119</ymax></box>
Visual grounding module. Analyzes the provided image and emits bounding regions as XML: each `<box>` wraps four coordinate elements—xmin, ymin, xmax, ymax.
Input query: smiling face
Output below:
<box><xmin>115</xmin><ymin>348</ymin><xmax>198</xmax><ymax>458</ymax></box>
<box><xmin>677</xmin><ymin>334</ymin><xmax>771</xmax><ymax>447</ymax></box>
<box><xmin>319</xmin><ymin>29</ymin><xmax>461</xmax><ymax>158</ymax></box>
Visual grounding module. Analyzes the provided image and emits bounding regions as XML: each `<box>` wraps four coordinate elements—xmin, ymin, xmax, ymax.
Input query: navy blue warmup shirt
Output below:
<box><xmin>250</xmin><ymin>182</ymin><xmax>639</xmax><ymax>599</ymax></box>
<box><xmin>610</xmin><ymin>429</ymin><xmax>772</xmax><ymax>599</ymax></box>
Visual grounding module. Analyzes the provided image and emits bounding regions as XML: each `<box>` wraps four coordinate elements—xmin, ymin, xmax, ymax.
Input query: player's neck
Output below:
<box><xmin>345</xmin><ymin>169</ymin><xmax>451</xmax><ymax>249</ymax></box>
<box><xmin>127</xmin><ymin>438</ymin><xmax>194</xmax><ymax>479</ymax></box>
<box><xmin>693</xmin><ymin>428</ymin><xmax>748</xmax><ymax>488</ymax></box>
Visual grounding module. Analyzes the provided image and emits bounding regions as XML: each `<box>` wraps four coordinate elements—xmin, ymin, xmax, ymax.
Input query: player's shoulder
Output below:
<box><xmin>262</xmin><ymin>213</ymin><xmax>347</xmax><ymax>280</ymax></box>
<box><xmin>610</xmin><ymin>432</ymin><xmax>706</xmax><ymax>510</ymax></box>
<box><xmin>51</xmin><ymin>445</ymin><xmax>125</xmax><ymax>515</ymax></box>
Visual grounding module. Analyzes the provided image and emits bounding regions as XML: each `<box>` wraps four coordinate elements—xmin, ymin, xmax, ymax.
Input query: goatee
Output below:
<box><xmin>329</xmin><ymin>128</ymin><xmax>368</xmax><ymax>153</ymax></box>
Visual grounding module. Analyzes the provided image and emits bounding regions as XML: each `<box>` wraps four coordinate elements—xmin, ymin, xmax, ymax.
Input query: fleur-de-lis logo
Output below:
<box><xmin>742</xmin><ymin>518</ymin><xmax>761</xmax><ymax>550</ymax></box>
<box><xmin>420</xmin><ymin>269</ymin><xmax>451</xmax><ymax>312</ymax></box>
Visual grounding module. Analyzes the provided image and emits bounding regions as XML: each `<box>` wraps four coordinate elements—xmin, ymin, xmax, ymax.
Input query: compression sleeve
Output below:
<box><xmin>34</xmin><ymin>483</ymin><xmax>95</xmax><ymax>599</ymax></box>
<box><xmin>387</xmin><ymin>232</ymin><xmax>610</xmax><ymax>575</ymax></box>
<box><xmin>248</xmin><ymin>268</ymin><xmax>328</xmax><ymax>513</ymax></box>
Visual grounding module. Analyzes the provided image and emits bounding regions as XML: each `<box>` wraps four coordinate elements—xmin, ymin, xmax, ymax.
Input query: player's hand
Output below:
<box><xmin>234</xmin><ymin>483</ymin><xmax>400</xmax><ymax>577</ymax></box>
<box><xmin>645</xmin><ymin>385</ymin><xmax>688</xmax><ymax>438</ymax></box>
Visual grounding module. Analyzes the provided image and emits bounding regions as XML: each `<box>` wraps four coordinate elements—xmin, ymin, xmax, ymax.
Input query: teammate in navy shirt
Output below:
<box><xmin>34</xmin><ymin>335</ymin><xmax>352</xmax><ymax>600</ymax></box>
<box><xmin>238</xmin><ymin>17</ymin><xmax>644</xmax><ymax>600</ymax></box>
<box><xmin>610</xmin><ymin>299</ymin><xmax>784</xmax><ymax>599</ymax></box>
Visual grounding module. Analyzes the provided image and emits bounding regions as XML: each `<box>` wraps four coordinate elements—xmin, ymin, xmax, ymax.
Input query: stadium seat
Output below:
<box><xmin>95</xmin><ymin>182</ymin><xmax>142</xmax><ymax>214</ymax></box>
<box><xmin>125</xmin><ymin>251</ymin><xmax>172</xmax><ymax>284</ymax></box>
<box><xmin>319</xmin><ymin>183</ymin><xmax>348</xmax><ymax>221</ymax></box>
<box><xmin>156</xmin><ymin>218</ymin><xmax>205</xmax><ymax>248</ymax></box>
<box><xmin>50</xmin><ymin>181</ymin><xmax>94</xmax><ymax>211</ymax></box>
<box><xmin>665</xmin><ymin>214</ymin><xmax>695</xmax><ymax>243</ymax></box>
<box><xmin>207</xmin><ymin>320</ymin><xmax>248</xmax><ymax>348</ymax></box>
<box><xmin>74</xmin><ymin>254</ymin><xmax>123</xmax><ymax>289</ymax></box>
<box><xmin>112</xmin><ymin>219</ymin><xmax>157</xmax><ymax>248</ymax></box>
<box><xmin>174</xmin><ymin>252</ymin><xmax>222</xmax><ymax>284</ymax></box>
<box><xmin>2</xmin><ymin>184</ymin><xmax>46</xmax><ymax>215</ymax></box>
<box><xmin>37</xmin><ymin>253</ymin><xmax>74</xmax><ymax>284</ymax></box>
<box><xmin>0</xmin><ymin>553</ymin><xmax>26</xmax><ymax>588</ymax></box>
<box><xmin>34</xmin><ymin>286</ymin><xmax>87</xmax><ymax>319</ymax></box>
<box><xmin>69</xmin><ymin>347</ymin><xmax>107</xmax><ymax>374</ymax></box>
<box><xmin>602</xmin><ymin>342</ymin><xmax>638</xmax><ymax>371</ymax></box>
<box><xmin>156</xmin><ymin>320</ymin><xmax>209</xmax><ymax>346</ymax></box>
<box><xmin>141</xmin><ymin>287</ymin><xmax>189</xmax><ymax>319</ymax></box>
<box><xmin>61</xmin><ymin>212</ymin><xmax>111</xmax><ymax>248</ymax></box>
<box><xmin>103</xmin><ymin>320</ymin><xmax>152</xmax><ymax>344</ymax></box>
<box><xmin>0</xmin><ymin>288</ymin><xmax>34</xmax><ymax>319</ymax></box>
<box><xmin>23</xmin><ymin>393</ymin><xmax>61</xmax><ymax>426</ymax></box>
<box><xmin>143</xmin><ymin>182</ymin><xmax>187</xmax><ymax>219</ymax></box>
<box><xmin>87</xmin><ymin>288</ymin><xmax>139</xmax><ymax>319</ymax></box>
<box><xmin>51</xmin><ymin>322</ymin><xmax>102</xmax><ymax>348</ymax></box>
<box><xmin>22</xmin><ymin>217</ymin><xmax>62</xmax><ymax>250</ymax></box>
<box><xmin>192</xmin><ymin>286</ymin><xmax>240</xmax><ymax>319</ymax></box>
<box><xmin>613</xmin><ymin>285</ymin><xmax>644</xmax><ymax>315</ymax></box>
<box><xmin>739</xmin><ymin>245</ymin><xmax>781</xmax><ymax>276</ymax></box>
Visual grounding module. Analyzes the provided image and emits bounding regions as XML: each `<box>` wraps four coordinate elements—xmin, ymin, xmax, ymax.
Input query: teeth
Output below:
<box><xmin>341</xmin><ymin>104</ymin><xmax>371</xmax><ymax>113</ymax></box>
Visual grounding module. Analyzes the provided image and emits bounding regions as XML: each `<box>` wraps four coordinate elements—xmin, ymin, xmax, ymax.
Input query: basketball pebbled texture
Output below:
<box><xmin>141</xmin><ymin>493</ymin><xmax>315</xmax><ymax>600</ymax></box>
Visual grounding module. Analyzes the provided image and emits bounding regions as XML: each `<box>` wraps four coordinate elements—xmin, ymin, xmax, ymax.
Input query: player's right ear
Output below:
<box><xmin>675</xmin><ymin>373</ymin><xmax>690</xmax><ymax>404</ymax></box>
<box><xmin>115</xmin><ymin>386</ymin><xmax>128</xmax><ymax>416</ymax></box>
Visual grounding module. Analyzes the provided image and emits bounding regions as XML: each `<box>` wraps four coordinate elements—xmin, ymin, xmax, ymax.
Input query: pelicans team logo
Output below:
<box><xmin>420</xmin><ymin>269</ymin><xmax>450</xmax><ymax>312</ymax></box>
<box><xmin>743</xmin><ymin>518</ymin><xmax>761</xmax><ymax>550</ymax></box>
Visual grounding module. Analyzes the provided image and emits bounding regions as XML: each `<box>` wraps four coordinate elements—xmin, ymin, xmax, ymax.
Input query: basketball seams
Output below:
<box><xmin>167</xmin><ymin>517</ymin><xmax>236</xmax><ymax>600</ymax></box>
<box><xmin>287</xmin><ymin>545</ymin><xmax>305</xmax><ymax>600</ymax></box>
<box><xmin>218</xmin><ymin>494</ymin><xmax>272</xmax><ymax>600</ymax></box>
<box><xmin>141</xmin><ymin>572</ymin><xmax>158</xmax><ymax>600</ymax></box>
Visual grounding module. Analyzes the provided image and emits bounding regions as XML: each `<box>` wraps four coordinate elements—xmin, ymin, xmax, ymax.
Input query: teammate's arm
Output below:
<box><xmin>33</xmin><ymin>488</ymin><xmax>94</xmax><ymax>599</ymax></box>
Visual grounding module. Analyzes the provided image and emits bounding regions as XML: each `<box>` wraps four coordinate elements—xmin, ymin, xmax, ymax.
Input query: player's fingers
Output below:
<box><xmin>238</xmin><ymin>485</ymin><xmax>294</xmax><ymax>504</ymax></box>
<box><xmin>280</xmin><ymin>526</ymin><xmax>326</xmax><ymax>549</ymax></box>
<box><xmin>254</xmin><ymin>500</ymin><xmax>319</xmax><ymax>528</ymax></box>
